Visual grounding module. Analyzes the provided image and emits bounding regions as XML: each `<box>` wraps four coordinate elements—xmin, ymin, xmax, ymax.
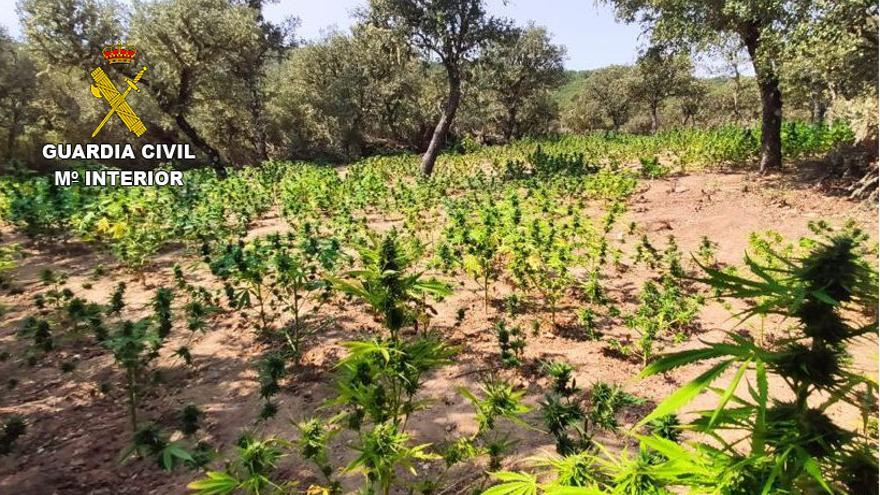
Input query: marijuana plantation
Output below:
<box><xmin>0</xmin><ymin>0</ymin><xmax>877</xmax><ymax>494</ymax></box>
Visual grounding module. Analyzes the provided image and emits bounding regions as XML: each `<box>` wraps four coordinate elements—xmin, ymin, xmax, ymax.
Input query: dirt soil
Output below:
<box><xmin>0</xmin><ymin>170</ymin><xmax>877</xmax><ymax>494</ymax></box>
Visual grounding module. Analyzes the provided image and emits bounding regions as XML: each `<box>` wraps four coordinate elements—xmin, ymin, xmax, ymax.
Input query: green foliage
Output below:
<box><xmin>0</xmin><ymin>239</ymin><xmax>20</xmax><ymax>289</ymax></box>
<box><xmin>495</xmin><ymin>320</ymin><xmax>527</xmax><ymax>368</ymax></box>
<box><xmin>188</xmin><ymin>436</ymin><xmax>292</xmax><ymax>495</ymax></box>
<box><xmin>576</xmin><ymin>307</ymin><xmax>601</xmax><ymax>341</ymax></box>
<box><xmin>563</xmin><ymin>65</ymin><xmax>637</xmax><ymax>132</ymax></box>
<box><xmin>256</xmin><ymin>351</ymin><xmax>287</xmax><ymax>416</ymax></box>
<box><xmin>631</xmin><ymin>224</ymin><xmax>879</xmax><ymax>493</ymax></box>
<box><xmin>623</xmin><ymin>276</ymin><xmax>702</xmax><ymax>365</ymax></box>
<box><xmin>2</xmin><ymin>167</ymin><xmax>276</xmax><ymax>267</ymax></box>
<box><xmin>103</xmin><ymin>318</ymin><xmax>164</xmax><ymax>431</ymax></box>
<box><xmin>345</xmin><ymin>421</ymin><xmax>436</xmax><ymax>495</ymax></box>
<box><xmin>540</xmin><ymin>392</ymin><xmax>588</xmax><ymax>455</ymax></box>
<box><xmin>295</xmin><ymin>417</ymin><xmax>340</xmax><ymax>491</ymax></box>
<box><xmin>460</xmin><ymin>381</ymin><xmax>530</xmax><ymax>434</ymax></box>
<box><xmin>209</xmin><ymin>228</ymin><xmax>343</xmax><ymax>354</ymax></box>
<box><xmin>366</xmin><ymin>0</ymin><xmax>512</xmax><ymax>174</ymax></box>
<box><xmin>107</xmin><ymin>282</ymin><xmax>126</xmax><ymax>315</ymax></box>
<box><xmin>638</xmin><ymin>156</ymin><xmax>669</xmax><ymax>179</ymax></box>
<box><xmin>695</xmin><ymin>235</ymin><xmax>718</xmax><ymax>266</ymax></box>
<box><xmin>0</xmin><ymin>415</ymin><xmax>26</xmax><ymax>455</ymax></box>
<box><xmin>645</xmin><ymin>414</ymin><xmax>681</xmax><ymax>443</ymax></box>
<box><xmin>631</xmin><ymin>47</ymin><xmax>696</xmax><ymax>133</ymax></box>
<box><xmin>457</xmin><ymin>380</ymin><xmax>530</xmax><ymax>473</ymax></box>
<box><xmin>478</xmin><ymin>25</ymin><xmax>567</xmax><ymax>141</ymax></box>
<box><xmin>334</xmin><ymin>336</ymin><xmax>454</xmax><ymax>429</ymax></box>
<box><xmin>152</xmin><ymin>287</ymin><xmax>174</xmax><ymax>339</ymax></box>
<box><xmin>587</xmin><ymin>382</ymin><xmax>644</xmax><ymax>432</ymax></box>
<box><xmin>123</xmin><ymin>423</ymin><xmax>194</xmax><ymax>472</ymax></box>
<box><xmin>334</xmin><ymin>229</ymin><xmax>450</xmax><ymax>339</ymax></box>
<box><xmin>180</xmin><ymin>404</ymin><xmax>202</xmax><ymax>436</ymax></box>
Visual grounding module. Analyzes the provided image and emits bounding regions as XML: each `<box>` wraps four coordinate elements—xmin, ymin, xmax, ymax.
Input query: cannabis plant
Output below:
<box><xmin>188</xmin><ymin>435</ymin><xmax>292</xmax><ymax>495</ymax></box>
<box><xmin>345</xmin><ymin>421</ymin><xmax>436</xmax><ymax>495</ymax></box>
<box><xmin>271</xmin><ymin>228</ymin><xmax>342</xmax><ymax>357</ymax></box>
<box><xmin>334</xmin><ymin>229</ymin><xmax>450</xmax><ymax>339</ymax></box>
<box><xmin>295</xmin><ymin>417</ymin><xmax>341</xmax><ymax>493</ymax></box>
<box><xmin>180</xmin><ymin>404</ymin><xmax>202</xmax><ymax>436</ymax></box>
<box><xmin>634</xmin><ymin>225</ymin><xmax>879</xmax><ymax>494</ymax></box>
<box><xmin>209</xmin><ymin>239</ymin><xmax>274</xmax><ymax>332</ymax></box>
<box><xmin>334</xmin><ymin>336</ymin><xmax>454</xmax><ymax>429</ymax></box>
<box><xmin>103</xmin><ymin>319</ymin><xmax>162</xmax><ymax>431</ymax></box>
<box><xmin>256</xmin><ymin>351</ymin><xmax>286</xmax><ymax>420</ymax></box>
<box><xmin>495</xmin><ymin>320</ymin><xmax>527</xmax><ymax>368</ymax></box>
<box><xmin>122</xmin><ymin>423</ymin><xmax>195</xmax><ymax>471</ymax></box>
<box><xmin>587</xmin><ymin>382</ymin><xmax>643</xmax><ymax>432</ymax></box>
<box><xmin>152</xmin><ymin>287</ymin><xmax>174</xmax><ymax>339</ymax></box>
<box><xmin>107</xmin><ymin>282</ymin><xmax>126</xmax><ymax>315</ymax></box>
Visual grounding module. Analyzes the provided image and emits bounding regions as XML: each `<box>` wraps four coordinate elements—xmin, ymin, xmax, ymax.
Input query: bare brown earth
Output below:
<box><xmin>0</xmin><ymin>169</ymin><xmax>877</xmax><ymax>494</ymax></box>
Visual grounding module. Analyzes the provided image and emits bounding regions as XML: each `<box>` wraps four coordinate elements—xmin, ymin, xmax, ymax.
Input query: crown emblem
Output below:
<box><xmin>103</xmin><ymin>44</ymin><xmax>137</xmax><ymax>64</ymax></box>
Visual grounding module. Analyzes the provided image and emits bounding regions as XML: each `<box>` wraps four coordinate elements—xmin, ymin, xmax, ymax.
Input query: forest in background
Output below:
<box><xmin>0</xmin><ymin>0</ymin><xmax>876</xmax><ymax>173</ymax></box>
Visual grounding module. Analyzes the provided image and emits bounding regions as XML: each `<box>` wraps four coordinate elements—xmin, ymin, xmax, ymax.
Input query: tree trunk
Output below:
<box><xmin>650</xmin><ymin>102</ymin><xmax>659</xmax><ymax>134</ymax></box>
<box><xmin>811</xmin><ymin>95</ymin><xmax>827</xmax><ymax>125</ymax></box>
<box><xmin>732</xmin><ymin>69</ymin><xmax>741</xmax><ymax>123</ymax></box>
<box><xmin>143</xmin><ymin>67</ymin><xmax>227</xmax><ymax>177</ymax></box>
<box><xmin>175</xmin><ymin>113</ymin><xmax>226</xmax><ymax>178</ymax></box>
<box><xmin>742</xmin><ymin>25</ymin><xmax>782</xmax><ymax>174</ymax></box>
<box><xmin>420</xmin><ymin>68</ymin><xmax>461</xmax><ymax>176</ymax></box>
<box><xmin>249</xmin><ymin>81</ymin><xmax>268</xmax><ymax>162</ymax></box>
<box><xmin>504</xmin><ymin>106</ymin><xmax>518</xmax><ymax>142</ymax></box>
<box><xmin>756</xmin><ymin>76</ymin><xmax>783</xmax><ymax>173</ymax></box>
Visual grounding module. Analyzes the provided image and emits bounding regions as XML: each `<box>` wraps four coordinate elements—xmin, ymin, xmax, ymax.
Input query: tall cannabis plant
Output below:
<box><xmin>635</xmin><ymin>224</ymin><xmax>878</xmax><ymax>493</ymax></box>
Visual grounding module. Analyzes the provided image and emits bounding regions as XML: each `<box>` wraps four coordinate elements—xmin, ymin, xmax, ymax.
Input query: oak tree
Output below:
<box><xmin>366</xmin><ymin>0</ymin><xmax>511</xmax><ymax>176</ymax></box>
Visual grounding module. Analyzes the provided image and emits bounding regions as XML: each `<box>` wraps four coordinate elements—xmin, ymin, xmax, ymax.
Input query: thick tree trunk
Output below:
<box><xmin>420</xmin><ymin>69</ymin><xmax>461</xmax><ymax>176</ymax></box>
<box><xmin>756</xmin><ymin>76</ymin><xmax>783</xmax><ymax>173</ymax></box>
<box><xmin>811</xmin><ymin>96</ymin><xmax>828</xmax><ymax>125</ymax></box>
<box><xmin>249</xmin><ymin>82</ymin><xmax>268</xmax><ymax>162</ymax></box>
<box><xmin>144</xmin><ymin>68</ymin><xmax>227</xmax><ymax>177</ymax></box>
<box><xmin>742</xmin><ymin>25</ymin><xmax>782</xmax><ymax>174</ymax></box>
<box><xmin>504</xmin><ymin>106</ymin><xmax>518</xmax><ymax>142</ymax></box>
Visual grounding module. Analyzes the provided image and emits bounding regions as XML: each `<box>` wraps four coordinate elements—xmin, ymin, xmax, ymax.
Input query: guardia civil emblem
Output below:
<box><xmin>89</xmin><ymin>43</ymin><xmax>148</xmax><ymax>138</ymax></box>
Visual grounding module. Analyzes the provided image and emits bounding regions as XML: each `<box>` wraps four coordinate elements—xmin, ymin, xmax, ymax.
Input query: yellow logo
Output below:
<box><xmin>89</xmin><ymin>44</ymin><xmax>148</xmax><ymax>138</ymax></box>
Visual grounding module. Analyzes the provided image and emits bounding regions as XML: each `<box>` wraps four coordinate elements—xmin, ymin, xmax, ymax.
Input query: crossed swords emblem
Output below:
<box><xmin>89</xmin><ymin>66</ymin><xmax>148</xmax><ymax>138</ymax></box>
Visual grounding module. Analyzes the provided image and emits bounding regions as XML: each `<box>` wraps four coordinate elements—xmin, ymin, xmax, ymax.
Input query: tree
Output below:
<box><xmin>781</xmin><ymin>1</ymin><xmax>878</xmax><ymax>125</ymax></box>
<box><xmin>481</xmin><ymin>25</ymin><xmax>566</xmax><ymax>141</ymax></box>
<box><xmin>228</xmin><ymin>2</ymin><xmax>297</xmax><ymax>162</ymax></box>
<box><xmin>788</xmin><ymin>1</ymin><xmax>877</xmax><ymax>101</ymax></box>
<box><xmin>130</xmin><ymin>0</ymin><xmax>265</xmax><ymax>176</ymax></box>
<box><xmin>0</xmin><ymin>29</ymin><xmax>40</xmax><ymax>163</ymax></box>
<box><xmin>604</xmin><ymin>0</ymin><xmax>810</xmax><ymax>172</ymax></box>
<box><xmin>703</xmin><ymin>35</ymin><xmax>752</xmax><ymax>124</ymax></box>
<box><xmin>18</xmin><ymin>0</ymin><xmax>279</xmax><ymax>172</ymax></box>
<box><xmin>18</xmin><ymin>0</ymin><xmax>120</xmax><ymax>69</ymax></box>
<box><xmin>366</xmin><ymin>0</ymin><xmax>511</xmax><ymax>176</ymax></box>
<box><xmin>565</xmin><ymin>65</ymin><xmax>636</xmax><ymax>132</ymax></box>
<box><xmin>630</xmin><ymin>46</ymin><xmax>694</xmax><ymax>133</ymax></box>
<box><xmin>267</xmin><ymin>24</ymin><xmax>434</xmax><ymax>160</ymax></box>
<box><xmin>677</xmin><ymin>78</ymin><xmax>708</xmax><ymax>126</ymax></box>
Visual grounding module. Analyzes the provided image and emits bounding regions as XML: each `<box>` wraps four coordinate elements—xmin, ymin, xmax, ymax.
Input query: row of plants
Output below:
<box><xmin>0</xmin><ymin>165</ymin><xmax>279</xmax><ymax>267</ymax></box>
<box><xmin>169</xmin><ymin>223</ymin><xmax>877</xmax><ymax>494</ymax></box>
<box><xmin>0</xmin><ymin>122</ymin><xmax>851</xmax><ymax>269</ymax></box>
<box><xmin>484</xmin><ymin>222</ymin><xmax>878</xmax><ymax>495</ymax></box>
<box><xmin>8</xmin><ymin>265</ymin><xmax>218</xmax><ymax>469</ymax></box>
